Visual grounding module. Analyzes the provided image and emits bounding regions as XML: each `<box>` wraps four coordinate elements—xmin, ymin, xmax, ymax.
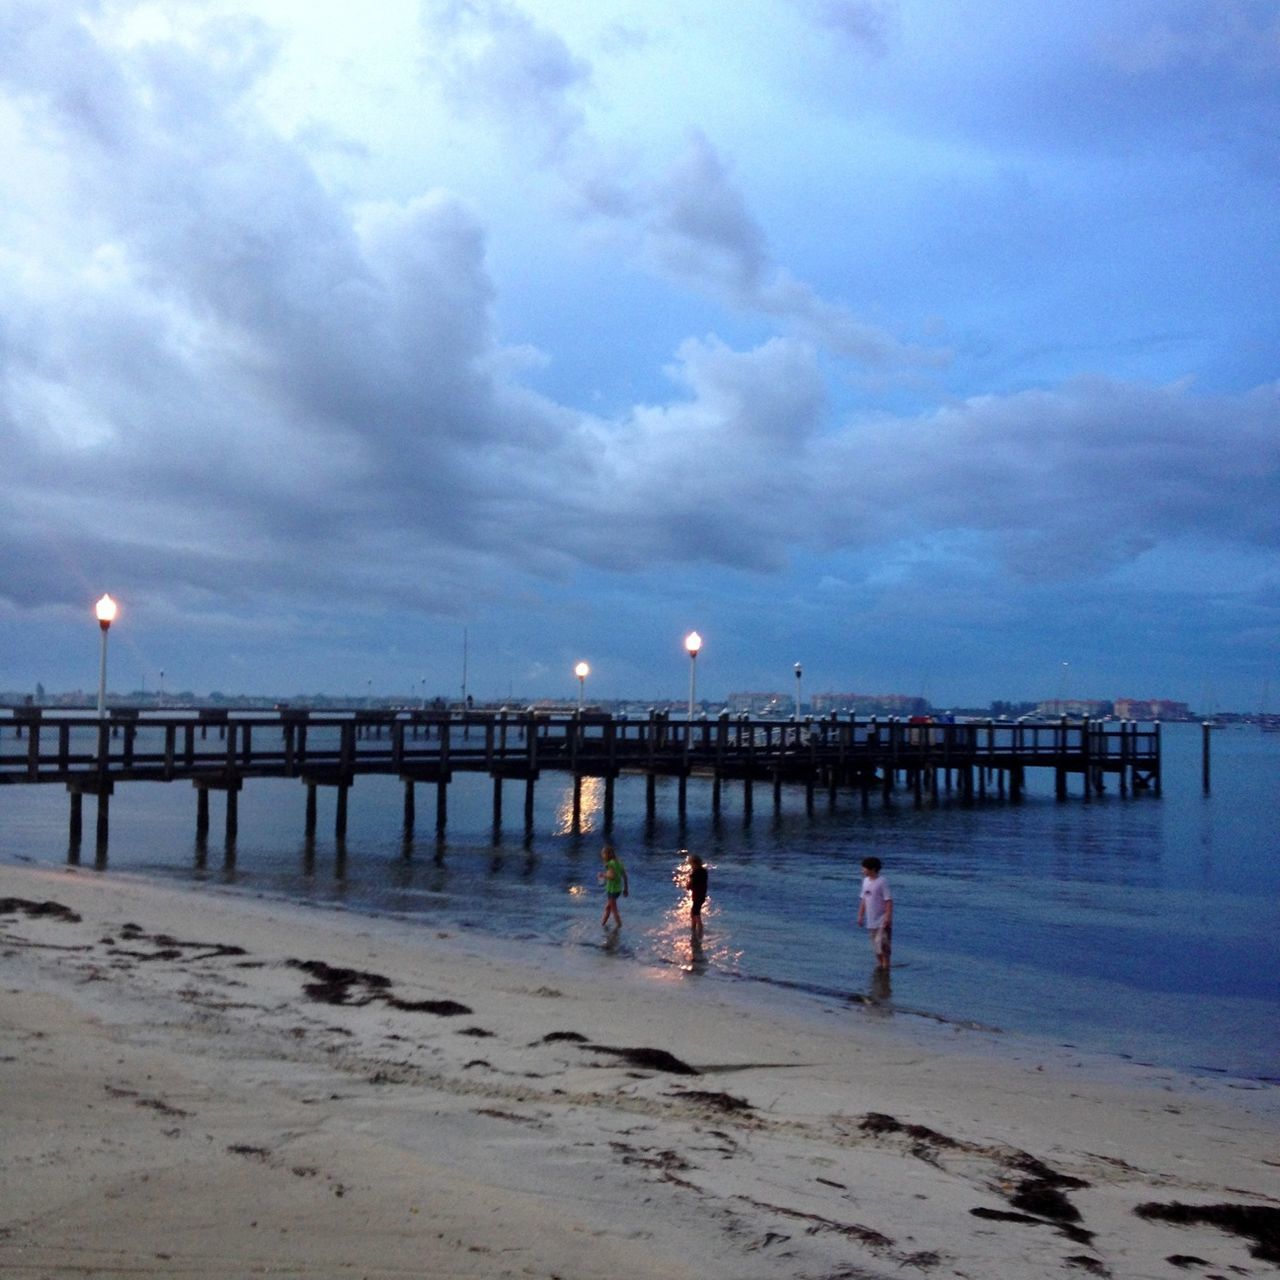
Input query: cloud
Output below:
<box><xmin>420</xmin><ymin>0</ymin><xmax>591</xmax><ymax>163</ymax></box>
<box><xmin>1096</xmin><ymin>0</ymin><xmax>1280</xmax><ymax>78</ymax></box>
<box><xmin>805</xmin><ymin>0</ymin><xmax>898</xmax><ymax>57</ymax></box>
<box><xmin>419</xmin><ymin>1</ymin><xmax>946</xmax><ymax>371</ymax></box>
<box><xmin>1</xmin><ymin>0</ymin><xmax>1277</xmax><ymax>702</ymax></box>
<box><xmin>816</xmin><ymin>377</ymin><xmax>1280</xmax><ymax>577</ymax></box>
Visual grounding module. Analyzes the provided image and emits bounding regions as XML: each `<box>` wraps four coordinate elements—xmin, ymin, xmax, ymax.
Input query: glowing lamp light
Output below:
<box><xmin>684</xmin><ymin>631</ymin><xmax>702</xmax><ymax>657</ymax></box>
<box><xmin>95</xmin><ymin>593</ymin><xmax>118</xmax><ymax>629</ymax></box>
<box><xmin>574</xmin><ymin>661</ymin><xmax>590</xmax><ymax>680</ymax></box>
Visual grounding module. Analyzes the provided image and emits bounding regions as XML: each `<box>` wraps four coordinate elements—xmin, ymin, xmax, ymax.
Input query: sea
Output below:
<box><xmin>2</xmin><ymin>721</ymin><xmax>1277</xmax><ymax>1085</ymax></box>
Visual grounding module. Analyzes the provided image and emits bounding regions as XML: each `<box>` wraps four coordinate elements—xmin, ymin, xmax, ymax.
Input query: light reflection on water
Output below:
<box><xmin>553</xmin><ymin>776</ymin><xmax>604</xmax><ymax>836</ymax></box>
<box><xmin>1</xmin><ymin>725</ymin><xmax>1277</xmax><ymax>1079</ymax></box>
<box><xmin>642</xmin><ymin>855</ymin><xmax>743</xmax><ymax>979</ymax></box>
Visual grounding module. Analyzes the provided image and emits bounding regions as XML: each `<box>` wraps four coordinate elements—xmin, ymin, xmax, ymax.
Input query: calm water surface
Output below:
<box><xmin>2</xmin><ymin>722</ymin><xmax>1277</xmax><ymax>1081</ymax></box>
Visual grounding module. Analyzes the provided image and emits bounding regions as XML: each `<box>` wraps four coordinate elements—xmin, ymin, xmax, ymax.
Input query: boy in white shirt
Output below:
<box><xmin>856</xmin><ymin>856</ymin><xmax>893</xmax><ymax>970</ymax></box>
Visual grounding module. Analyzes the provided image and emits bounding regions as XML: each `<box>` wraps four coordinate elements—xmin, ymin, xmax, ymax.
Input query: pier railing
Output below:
<box><xmin>0</xmin><ymin>707</ymin><xmax>1160</xmax><ymax>847</ymax></box>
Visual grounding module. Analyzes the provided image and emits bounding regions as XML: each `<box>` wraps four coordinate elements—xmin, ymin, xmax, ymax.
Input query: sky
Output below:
<box><xmin>1</xmin><ymin>0</ymin><xmax>1278</xmax><ymax>709</ymax></box>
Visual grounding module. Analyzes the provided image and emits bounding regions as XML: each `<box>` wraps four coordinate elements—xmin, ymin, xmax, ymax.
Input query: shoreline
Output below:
<box><xmin>124</xmin><ymin>862</ymin><xmax>1280</xmax><ymax>1097</ymax></box>
<box><xmin>3</xmin><ymin>860</ymin><xmax>1278</xmax><ymax>1278</ymax></box>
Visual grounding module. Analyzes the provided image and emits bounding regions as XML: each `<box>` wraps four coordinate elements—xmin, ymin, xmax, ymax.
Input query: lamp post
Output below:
<box><xmin>794</xmin><ymin>662</ymin><xmax>803</xmax><ymax>722</ymax></box>
<box><xmin>684</xmin><ymin>631</ymin><xmax>702</xmax><ymax>720</ymax></box>
<box><xmin>574</xmin><ymin>661</ymin><xmax>590</xmax><ymax>710</ymax></box>
<box><xmin>94</xmin><ymin>594</ymin><xmax>118</xmax><ymax>719</ymax></box>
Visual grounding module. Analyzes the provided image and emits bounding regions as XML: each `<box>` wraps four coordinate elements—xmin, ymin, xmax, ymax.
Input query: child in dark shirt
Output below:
<box><xmin>686</xmin><ymin>854</ymin><xmax>708</xmax><ymax>932</ymax></box>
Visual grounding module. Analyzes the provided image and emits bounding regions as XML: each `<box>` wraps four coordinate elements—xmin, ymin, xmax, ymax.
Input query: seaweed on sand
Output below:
<box><xmin>1135</xmin><ymin>1202</ymin><xmax>1280</xmax><ymax>1265</ymax></box>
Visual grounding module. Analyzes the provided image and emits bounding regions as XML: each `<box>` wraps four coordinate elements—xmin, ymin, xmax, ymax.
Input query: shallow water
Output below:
<box><xmin>2</xmin><ymin>722</ymin><xmax>1277</xmax><ymax>1081</ymax></box>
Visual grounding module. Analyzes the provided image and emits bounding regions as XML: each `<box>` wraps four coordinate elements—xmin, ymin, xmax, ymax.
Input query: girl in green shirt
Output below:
<box><xmin>598</xmin><ymin>845</ymin><xmax>629</xmax><ymax>927</ymax></box>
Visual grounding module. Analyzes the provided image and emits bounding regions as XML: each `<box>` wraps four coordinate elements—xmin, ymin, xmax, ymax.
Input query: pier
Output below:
<box><xmin>1</xmin><ymin>707</ymin><xmax>1160</xmax><ymax>852</ymax></box>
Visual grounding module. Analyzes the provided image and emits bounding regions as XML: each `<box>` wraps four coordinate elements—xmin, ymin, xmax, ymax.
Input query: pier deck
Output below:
<box><xmin>1</xmin><ymin>707</ymin><xmax>1161</xmax><ymax>849</ymax></box>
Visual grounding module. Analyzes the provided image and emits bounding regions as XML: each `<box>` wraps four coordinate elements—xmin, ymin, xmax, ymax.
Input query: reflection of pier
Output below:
<box><xmin>1</xmin><ymin>708</ymin><xmax>1161</xmax><ymax>851</ymax></box>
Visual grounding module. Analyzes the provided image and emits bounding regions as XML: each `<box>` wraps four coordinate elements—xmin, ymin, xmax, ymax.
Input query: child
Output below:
<box><xmin>599</xmin><ymin>845</ymin><xmax>629</xmax><ymax>927</ymax></box>
<box><xmin>856</xmin><ymin>856</ymin><xmax>893</xmax><ymax>970</ymax></box>
<box><xmin>686</xmin><ymin>853</ymin><xmax>708</xmax><ymax>931</ymax></box>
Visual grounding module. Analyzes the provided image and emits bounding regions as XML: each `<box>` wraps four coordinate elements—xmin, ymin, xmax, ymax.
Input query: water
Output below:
<box><xmin>2</xmin><ymin>722</ymin><xmax>1277</xmax><ymax>1082</ymax></box>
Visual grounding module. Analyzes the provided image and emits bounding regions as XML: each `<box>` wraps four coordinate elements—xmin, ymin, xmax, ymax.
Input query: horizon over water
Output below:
<box><xmin>2</xmin><ymin>722</ymin><xmax>1277</xmax><ymax>1084</ymax></box>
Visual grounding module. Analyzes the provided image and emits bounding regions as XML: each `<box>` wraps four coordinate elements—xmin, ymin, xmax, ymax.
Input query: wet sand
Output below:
<box><xmin>2</xmin><ymin>862</ymin><xmax>1277</xmax><ymax>1278</ymax></box>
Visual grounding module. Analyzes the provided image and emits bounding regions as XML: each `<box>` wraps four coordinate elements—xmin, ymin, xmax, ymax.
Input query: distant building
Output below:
<box><xmin>1113</xmin><ymin>698</ymin><xmax>1191</xmax><ymax>721</ymax></box>
<box><xmin>1033</xmin><ymin>698</ymin><xmax>1110</xmax><ymax>718</ymax></box>
<box><xmin>810</xmin><ymin>692</ymin><xmax>929</xmax><ymax>717</ymax></box>
<box><xmin>725</xmin><ymin>691</ymin><xmax>792</xmax><ymax>716</ymax></box>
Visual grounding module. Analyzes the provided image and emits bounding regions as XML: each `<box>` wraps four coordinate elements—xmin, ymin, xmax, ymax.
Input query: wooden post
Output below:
<box><xmin>645</xmin><ymin>772</ymin><xmax>656</xmax><ymax>820</ymax></box>
<box><xmin>404</xmin><ymin>780</ymin><xmax>416</xmax><ymax>835</ymax></box>
<box><xmin>712</xmin><ymin>772</ymin><xmax>722</xmax><ymax>816</ymax></box>
<box><xmin>678</xmin><ymin>773</ymin><xmax>688</xmax><ymax>821</ymax></box>
<box><xmin>604</xmin><ymin>774</ymin><xmax>615</xmax><ymax>830</ymax></box>
<box><xmin>572</xmin><ymin>775</ymin><xmax>583</xmax><ymax>831</ymax></box>
<box><xmin>226</xmin><ymin>785</ymin><xmax>239</xmax><ymax>843</ymax></box>
<box><xmin>95</xmin><ymin>788</ymin><xmax>110</xmax><ymax>849</ymax></box>
<box><xmin>435</xmin><ymin>776</ymin><xmax>448</xmax><ymax>832</ymax></box>
<box><xmin>197</xmin><ymin>786</ymin><xmax>210</xmax><ymax>838</ymax></box>
<box><xmin>1201</xmin><ymin>720</ymin><xmax>1212</xmax><ymax>794</ymax></box>
<box><xmin>743</xmin><ymin>775</ymin><xmax>753</xmax><ymax>817</ymax></box>
<box><xmin>305</xmin><ymin>784</ymin><xmax>317</xmax><ymax>837</ymax></box>
<box><xmin>69</xmin><ymin>790</ymin><xmax>83</xmax><ymax>846</ymax></box>
<box><xmin>492</xmin><ymin>775</ymin><xmax>503</xmax><ymax>829</ymax></box>
<box><xmin>336</xmin><ymin>783</ymin><xmax>349</xmax><ymax>839</ymax></box>
<box><xmin>524</xmin><ymin>776</ymin><xmax>536</xmax><ymax>832</ymax></box>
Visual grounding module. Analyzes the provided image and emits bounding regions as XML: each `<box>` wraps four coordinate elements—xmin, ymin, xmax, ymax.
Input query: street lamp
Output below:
<box><xmin>794</xmin><ymin>662</ymin><xmax>803</xmax><ymax>722</ymax></box>
<box><xmin>574</xmin><ymin>661</ymin><xmax>590</xmax><ymax>710</ymax></box>
<box><xmin>94</xmin><ymin>594</ymin><xmax>118</xmax><ymax>719</ymax></box>
<box><xmin>685</xmin><ymin>631</ymin><xmax>702</xmax><ymax>720</ymax></box>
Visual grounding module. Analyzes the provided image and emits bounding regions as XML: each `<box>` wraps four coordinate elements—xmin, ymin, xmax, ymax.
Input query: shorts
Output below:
<box><xmin>870</xmin><ymin>924</ymin><xmax>892</xmax><ymax>958</ymax></box>
<box><xmin>691</xmin><ymin>894</ymin><xmax>706</xmax><ymax>917</ymax></box>
<box><xmin>607</xmin><ymin>891</ymin><xmax>621</xmax><ymax>901</ymax></box>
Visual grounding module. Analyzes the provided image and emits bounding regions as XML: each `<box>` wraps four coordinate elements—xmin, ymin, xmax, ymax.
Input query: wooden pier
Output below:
<box><xmin>1</xmin><ymin>707</ymin><xmax>1161</xmax><ymax>852</ymax></box>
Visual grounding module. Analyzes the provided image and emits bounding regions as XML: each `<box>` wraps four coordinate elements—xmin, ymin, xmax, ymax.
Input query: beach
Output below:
<box><xmin>2</xmin><ymin>861</ymin><xmax>1277</xmax><ymax>1279</ymax></box>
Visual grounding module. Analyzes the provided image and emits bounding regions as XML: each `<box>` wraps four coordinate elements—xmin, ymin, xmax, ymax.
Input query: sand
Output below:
<box><xmin>1</xmin><ymin>861</ymin><xmax>1277</xmax><ymax>1279</ymax></box>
